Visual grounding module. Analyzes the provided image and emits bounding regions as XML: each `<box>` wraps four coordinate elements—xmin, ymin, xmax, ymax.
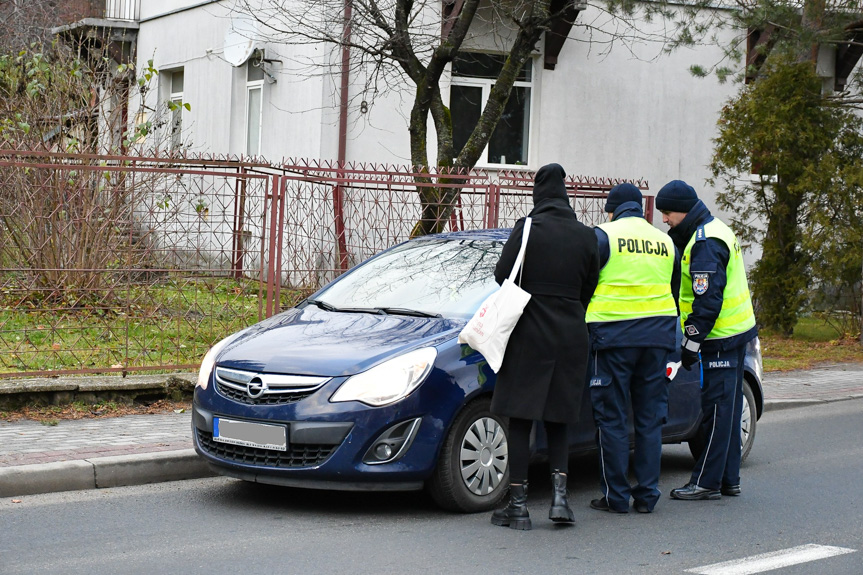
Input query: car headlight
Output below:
<box><xmin>196</xmin><ymin>334</ymin><xmax>241</xmax><ymax>390</ymax></box>
<box><xmin>330</xmin><ymin>348</ymin><xmax>437</xmax><ymax>407</ymax></box>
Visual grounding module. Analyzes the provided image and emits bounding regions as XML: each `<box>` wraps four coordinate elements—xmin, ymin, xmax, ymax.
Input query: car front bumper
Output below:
<box><xmin>191</xmin><ymin>381</ymin><xmax>452</xmax><ymax>490</ymax></box>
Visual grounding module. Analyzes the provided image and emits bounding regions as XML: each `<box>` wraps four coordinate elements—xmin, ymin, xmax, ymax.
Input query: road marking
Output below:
<box><xmin>686</xmin><ymin>544</ymin><xmax>857</xmax><ymax>575</ymax></box>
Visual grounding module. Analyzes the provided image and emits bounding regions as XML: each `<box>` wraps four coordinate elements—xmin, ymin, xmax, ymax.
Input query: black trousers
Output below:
<box><xmin>507</xmin><ymin>417</ymin><xmax>568</xmax><ymax>484</ymax></box>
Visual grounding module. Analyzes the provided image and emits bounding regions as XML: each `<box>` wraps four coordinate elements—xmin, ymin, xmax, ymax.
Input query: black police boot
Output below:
<box><xmin>549</xmin><ymin>471</ymin><xmax>575</xmax><ymax>523</ymax></box>
<box><xmin>491</xmin><ymin>482</ymin><xmax>531</xmax><ymax>530</ymax></box>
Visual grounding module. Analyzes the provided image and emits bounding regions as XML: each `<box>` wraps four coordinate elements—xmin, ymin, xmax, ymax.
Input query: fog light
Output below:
<box><xmin>362</xmin><ymin>417</ymin><xmax>422</xmax><ymax>465</ymax></box>
<box><xmin>374</xmin><ymin>443</ymin><xmax>394</xmax><ymax>460</ymax></box>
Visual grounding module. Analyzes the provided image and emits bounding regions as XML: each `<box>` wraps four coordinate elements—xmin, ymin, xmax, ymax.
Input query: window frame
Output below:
<box><xmin>245</xmin><ymin>63</ymin><xmax>265</xmax><ymax>157</ymax></box>
<box><xmin>449</xmin><ymin>53</ymin><xmax>536</xmax><ymax>168</ymax></box>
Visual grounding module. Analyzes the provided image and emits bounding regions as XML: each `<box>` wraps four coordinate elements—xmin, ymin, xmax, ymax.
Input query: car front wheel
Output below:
<box><xmin>427</xmin><ymin>397</ymin><xmax>509</xmax><ymax>512</ymax></box>
<box><xmin>688</xmin><ymin>378</ymin><xmax>758</xmax><ymax>463</ymax></box>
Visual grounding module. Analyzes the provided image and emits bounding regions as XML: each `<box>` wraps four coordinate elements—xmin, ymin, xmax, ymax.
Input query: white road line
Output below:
<box><xmin>686</xmin><ymin>544</ymin><xmax>857</xmax><ymax>575</ymax></box>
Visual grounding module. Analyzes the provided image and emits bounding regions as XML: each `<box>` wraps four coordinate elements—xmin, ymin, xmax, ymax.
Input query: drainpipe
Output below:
<box><xmin>333</xmin><ymin>0</ymin><xmax>352</xmax><ymax>272</ymax></box>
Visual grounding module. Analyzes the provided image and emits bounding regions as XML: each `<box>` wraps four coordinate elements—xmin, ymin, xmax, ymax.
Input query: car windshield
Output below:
<box><xmin>315</xmin><ymin>238</ymin><xmax>503</xmax><ymax>319</ymax></box>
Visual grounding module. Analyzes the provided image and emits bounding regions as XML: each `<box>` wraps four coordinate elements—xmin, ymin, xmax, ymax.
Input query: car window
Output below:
<box><xmin>316</xmin><ymin>238</ymin><xmax>503</xmax><ymax>318</ymax></box>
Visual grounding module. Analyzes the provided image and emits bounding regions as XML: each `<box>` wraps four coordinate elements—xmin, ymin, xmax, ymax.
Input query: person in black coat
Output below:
<box><xmin>490</xmin><ymin>163</ymin><xmax>600</xmax><ymax>530</ymax></box>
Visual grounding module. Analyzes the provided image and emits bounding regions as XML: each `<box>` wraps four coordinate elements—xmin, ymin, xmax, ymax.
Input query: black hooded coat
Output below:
<box><xmin>491</xmin><ymin>163</ymin><xmax>600</xmax><ymax>424</ymax></box>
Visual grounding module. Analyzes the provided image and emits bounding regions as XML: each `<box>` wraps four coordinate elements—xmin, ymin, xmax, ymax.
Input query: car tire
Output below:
<box><xmin>688</xmin><ymin>378</ymin><xmax>758</xmax><ymax>463</ymax></box>
<box><xmin>427</xmin><ymin>397</ymin><xmax>509</xmax><ymax>513</ymax></box>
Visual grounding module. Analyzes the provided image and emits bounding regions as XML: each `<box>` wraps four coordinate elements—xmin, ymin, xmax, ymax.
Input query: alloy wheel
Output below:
<box><xmin>459</xmin><ymin>416</ymin><xmax>508</xmax><ymax>496</ymax></box>
<box><xmin>741</xmin><ymin>390</ymin><xmax>752</xmax><ymax>448</ymax></box>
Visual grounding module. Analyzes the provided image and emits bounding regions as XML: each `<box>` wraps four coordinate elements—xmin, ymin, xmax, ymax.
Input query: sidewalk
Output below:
<box><xmin>2</xmin><ymin>364</ymin><xmax>863</xmax><ymax>499</ymax></box>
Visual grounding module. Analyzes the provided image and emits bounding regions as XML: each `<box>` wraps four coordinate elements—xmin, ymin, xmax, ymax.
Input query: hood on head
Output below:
<box><xmin>532</xmin><ymin>163</ymin><xmax>569</xmax><ymax>206</ymax></box>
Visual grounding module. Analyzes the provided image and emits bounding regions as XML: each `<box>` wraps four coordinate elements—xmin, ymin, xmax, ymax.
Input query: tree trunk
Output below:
<box><xmin>798</xmin><ymin>0</ymin><xmax>826</xmax><ymax>64</ymax></box>
<box><xmin>408</xmin><ymin>0</ymin><xmax>553</xmax><ymax>237</ymax></box>
<box><xmin>753</xmin><ymin>183</ymin><xmax>807</xmax><ymax>335</ymax></box>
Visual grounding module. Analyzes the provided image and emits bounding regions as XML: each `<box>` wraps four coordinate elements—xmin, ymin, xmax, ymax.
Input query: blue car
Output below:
<box><xmin>192</xmin><ymin>229</ymin><xmax>763</xmax><ymax>512</ymax></box>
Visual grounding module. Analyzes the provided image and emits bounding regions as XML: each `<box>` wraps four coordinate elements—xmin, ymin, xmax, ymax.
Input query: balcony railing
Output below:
<box><xmin>105</xmin><ymin>0</ymin><xmax>140</xmax><ymax>21</ymax></box>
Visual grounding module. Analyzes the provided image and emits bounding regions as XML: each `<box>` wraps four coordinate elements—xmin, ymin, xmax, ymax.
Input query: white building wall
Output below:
<box><xmin>134</xmin><ymin>1</ymin><xmax>771</xmax><ymax>266</ymax></box>
<box><xmin>538</xmin><ymin>8</ymin><xmax>741</xmax><ymax>230</ymax></box>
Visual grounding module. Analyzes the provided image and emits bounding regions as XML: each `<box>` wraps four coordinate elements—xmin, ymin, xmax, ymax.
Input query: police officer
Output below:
<box><xmin>585</xmin><ymin>183</ymin><xmax>680</xmax><ymax>514</ymax></box>
<box><xmin>655</xmin><ymin>180</ymin><xmax>758</xmax><ymax>501</ymax></box>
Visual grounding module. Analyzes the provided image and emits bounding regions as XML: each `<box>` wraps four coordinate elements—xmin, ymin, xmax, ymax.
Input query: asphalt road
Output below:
<box><xmin>2</xmin><ymin>400</ymin><xmax>861</xmax><ymax>575</ymax></box>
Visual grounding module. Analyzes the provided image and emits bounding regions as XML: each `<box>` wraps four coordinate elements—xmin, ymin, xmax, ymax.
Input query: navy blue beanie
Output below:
<box><xmin>604</xmin><ymin>183</ymin><xmax>642</xmax><ymax>213</ymax></box>
<box><xmin>655</xmin><ymin>180</ymin><xmax>699</xmax><ymax>213</ymax></box>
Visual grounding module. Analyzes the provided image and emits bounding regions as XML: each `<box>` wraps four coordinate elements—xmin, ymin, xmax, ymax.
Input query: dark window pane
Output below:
<box><xmin>488</xmin><ymin>86</ymin><xmax>530</xmax><ymax>164</ymax></box>
<box><xmin>453</xmin><ymin>53</ymin><xmax>504</xmax><ymax>79</ymax></box>
<box><xmin>171</xmin><ymin>70</ymin><xmax>184</xmax><ymax>93</ymax></box>
<box><xmin>248</xmin><ymin>62</ymin><xmax>265</xmax><ymax>82</ymax></box>
<box><xmin>453</xmin><ymin>53</ymin><xmax>531</xmax><ymax>81</ymax></box>
<box><xmin>451</xmin><ymin>85</ymin><xmax>482</xmax><ymax>159</ymax></box>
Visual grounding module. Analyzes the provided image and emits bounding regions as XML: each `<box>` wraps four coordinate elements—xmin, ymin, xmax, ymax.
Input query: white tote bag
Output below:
<box><xmin>458</xmin><ymin>217</ymin><xmax>533</xmax><ymax>373</ymax></box>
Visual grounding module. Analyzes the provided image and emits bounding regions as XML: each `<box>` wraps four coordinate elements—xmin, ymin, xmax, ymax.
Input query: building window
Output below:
<box><xmin>246</xmin><ymin>61</ymin><xmax>264</xmax><ymax>156</ymax></box>
<box><xmin>169</xmin><ymin>69</ymin><xmax>184</xmax><ymax>150</ymax></box>
<box><xmin>450</xmin><ymin>53</ymin><xmax>533</xmax><ymax>166</ymax></box>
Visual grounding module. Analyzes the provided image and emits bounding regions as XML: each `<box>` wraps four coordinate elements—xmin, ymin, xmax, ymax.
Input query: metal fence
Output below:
<box><xmin>0</xmin><ymin>151</ymin><xmax>648</xmax><ymax>377</ymax></box>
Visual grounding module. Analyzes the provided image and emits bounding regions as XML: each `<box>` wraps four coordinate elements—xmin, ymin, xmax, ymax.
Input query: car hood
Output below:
<box><xmin>215</xmin><ymin>306</ymin><xmax>463</xmax><ymax>376</ymax></box>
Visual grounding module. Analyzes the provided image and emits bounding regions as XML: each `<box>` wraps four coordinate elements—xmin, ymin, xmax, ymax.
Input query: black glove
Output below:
<box><xmin>680</xmin><ymin>348</ymin><xmax>700</xmax><ymax>371</ymax></box>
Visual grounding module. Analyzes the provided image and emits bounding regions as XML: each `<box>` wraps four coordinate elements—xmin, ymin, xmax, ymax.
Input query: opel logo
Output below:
<box><xmin>246</xmin><ymin>376</ymin><xmax>268</xmax><ymax>399</ymax></box>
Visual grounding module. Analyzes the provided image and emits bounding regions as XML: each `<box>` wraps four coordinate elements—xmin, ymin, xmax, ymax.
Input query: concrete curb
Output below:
<box><xmin>0</xmin><ymin>449</ymin><xmax>215</xmax><ymax>498</ymax></box>
<box><xmin>764</xmin><ymin>394</ymin><xmax>863</xmax><ymax>412</ymax></box>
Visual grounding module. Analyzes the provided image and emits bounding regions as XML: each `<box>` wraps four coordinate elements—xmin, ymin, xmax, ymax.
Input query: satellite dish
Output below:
<box><xmin>224</xmin><ymin>17</ymin><xmax>260</xmax><ymax>67</ymax></box>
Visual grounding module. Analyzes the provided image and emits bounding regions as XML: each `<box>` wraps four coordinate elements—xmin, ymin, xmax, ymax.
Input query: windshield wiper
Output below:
<box><xmin>376</xmin><ymin>307</ymin><xmax>443</xmax><ymax>318</ymax></box>
<box><xmin>306</xmin><ymin>298</ymin><xmax>338</xmax><ymax>312</ymax></box>
<box><xmin>307</xmin><ymin>300</ymin><xmax>441</xmax><ymax>318</ymax></box>
<box><xmin>308</xmin><ymin>300</ymin><xmax>384</xmax><ymax>315</ymax></box>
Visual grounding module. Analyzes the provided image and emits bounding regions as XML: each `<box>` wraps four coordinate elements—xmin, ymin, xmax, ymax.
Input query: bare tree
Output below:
<box><xmin>236</xmin><ymin>0</ymin><xmax>682</xmax><ymax>235</ymax></box>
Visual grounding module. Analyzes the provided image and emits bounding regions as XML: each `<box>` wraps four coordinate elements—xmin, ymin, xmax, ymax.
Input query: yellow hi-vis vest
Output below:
<box><xmin>680</xmin><ymin>219</ymin><xmax>756</xmax><ymax>340</ymax></box>
<box><xmin>586</xmin><ymin>217</ymin><xmax>677</xmax><ymax>323</ymax></box>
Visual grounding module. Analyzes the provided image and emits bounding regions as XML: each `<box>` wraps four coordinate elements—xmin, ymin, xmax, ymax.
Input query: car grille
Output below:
<box><xmin>214</xmin><ymin>367</ymin><xmax>330</xmax><ymax>406</ymax></box>
<box><xmin>196</xmin><ymin>429</ymin><xmax>336</xmax><ymax>468</ymax></box>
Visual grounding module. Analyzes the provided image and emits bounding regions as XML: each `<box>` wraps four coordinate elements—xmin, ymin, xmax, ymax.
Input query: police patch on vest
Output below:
<box><xmin>685</xmin><ymin>325</ymin><xmax>699</xmax><ymax>336</ymax></box>
<box><xmin>693</xmin><ymin>273</ymin><xmax>709</xmax><ymax>295</ymax></box>
<box><xmin>707</xmin><ymin>360</ymin><xmax>731</xmax><ymax>369</ymax></box>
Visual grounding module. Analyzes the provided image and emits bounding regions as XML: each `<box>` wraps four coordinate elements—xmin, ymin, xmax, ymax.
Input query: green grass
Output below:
<box><xmin>0</xmin><ymin>276</ymin><xmax>310</xmax><ymax>374</ymax></box>
<box><xmin>6</xmin><ymin>277</ymin><xmax>860</xmax><ymax>375</ymax></box>
<box><xmin>760</xmin><ymin>315</ymin><xmax>863</xmax><ymax>372</ymax></box>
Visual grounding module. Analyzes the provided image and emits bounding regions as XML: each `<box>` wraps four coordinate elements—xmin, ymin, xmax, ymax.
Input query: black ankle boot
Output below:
<box><xmin>491</xmin><ymin>482</ymin><xmax>531</xmax><ymax>530</ymax></box>
<box><xmin>549</xmin><ymin>470</ymin><xmax>575</xmax><ymax>523</ymax></box>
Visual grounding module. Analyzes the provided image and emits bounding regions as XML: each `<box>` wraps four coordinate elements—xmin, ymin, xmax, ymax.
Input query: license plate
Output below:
<box><xmin>213</xmin><ymin>417</ymin><xmax>287</xmax><ymax>451</ymax></box>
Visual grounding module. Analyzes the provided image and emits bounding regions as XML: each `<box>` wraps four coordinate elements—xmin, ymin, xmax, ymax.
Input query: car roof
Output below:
<box><xmin>413</xmin><ymin>228</ymin><xmax>512</xmax><ymax>242</ymax></box>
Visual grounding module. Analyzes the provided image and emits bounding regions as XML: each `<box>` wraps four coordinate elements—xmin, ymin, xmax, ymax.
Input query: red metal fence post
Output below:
<box><xmin>275</xmin><ymin>175</ymin><xmax>287</xmax><ymax>312</ymax></box>
<box><xmin>232</xmin><ymin>166</ymin><xmax>248</xmax><ymax>279</ymax></box>
<box><xmin>644</xmin><ymin>194</ymin><xmax>655</xmax><ymax>223</ymax></box>
<box><xmin>490</xmin><ymin>184</ymin><xmax>501</xmax><ymax>228</ymax></box>
<box><xmin>266</xmin><ymin>174</ymin><xmax>281</xmax><ymax>318</ymax></box>
<box><xmin>332</xmin><ymin>180</ymin><xmax>349</xmax><ymax>271</ymax></box>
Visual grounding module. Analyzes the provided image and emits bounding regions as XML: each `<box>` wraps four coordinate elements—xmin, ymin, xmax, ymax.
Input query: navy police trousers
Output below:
<box><xmin>589</xmin><ymin>346</ymin><xmax>670</xmax><ymax>512</ymax></box>
<box><xmin>690</xmin><ymin>344</ymin><xmax>746</xmax><ymax>490</ymax></box>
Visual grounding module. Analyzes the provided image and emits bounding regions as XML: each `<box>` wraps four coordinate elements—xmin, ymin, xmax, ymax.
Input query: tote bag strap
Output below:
<box><xmin>507</xmin><ymin>217</ymin><xmax>532</xmax><ymax>286</ymax></box>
